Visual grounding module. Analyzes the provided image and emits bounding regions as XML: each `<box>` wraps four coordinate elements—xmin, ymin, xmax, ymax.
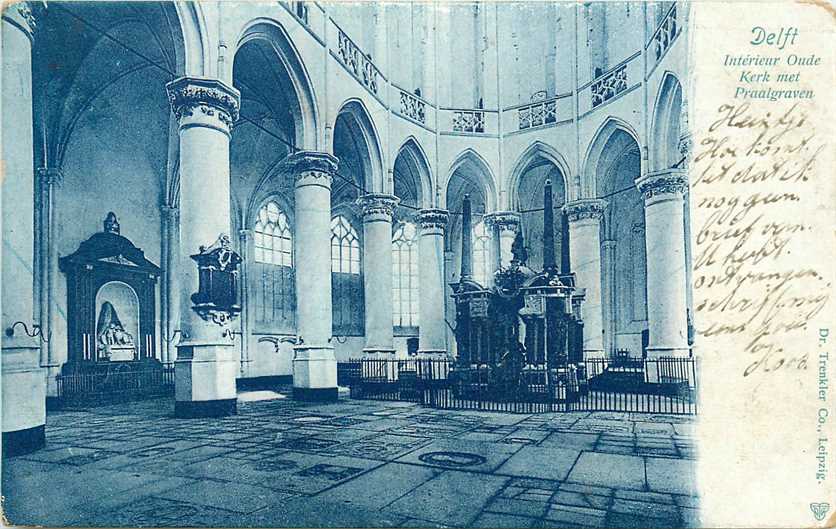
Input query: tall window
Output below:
<box><xmin>473</xmin><ymin>220</ymin><xmax>492</xmax><ymax>286</ymax></box>
<box><xmin>252</xmin><ymin>201</ymin><xmax>295</xmax><ymax>331</ymax></box>
<box><xmin>331</xmin><ymin>215</ymin><xmax>360</xmax><ymax>274</ymax></box>
<box><xmin>331</xmin><ymin>215</ymin><xmax>364</xmax><ymax>335</ymax></box>
<box><xmin>255</xmin><ymin>201</ymin><xmax>292</xmax><ymax>266</ymax></box>
<box><xmin>392</xmin><ymin>222</ymin><xmax>419</xmax><ymax>328</ymax></box>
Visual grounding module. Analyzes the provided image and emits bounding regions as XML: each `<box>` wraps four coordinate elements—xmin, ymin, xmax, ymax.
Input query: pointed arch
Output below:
<box><xmin>581</xmin><ymin>117</ymin><xmax>642</xmax><ymax>198</ymax></box>
<box><xmin>649</xmin><ymin>71</ymin><xmax>684</xmax><ymax>172</ymax></box>
<box><xmin>332</xmin><ymin>98</ymin><xmax>385</xmax><ymax>196</ymax></box>
<box><xmin>442</xmin><ymin>148</ymin><xmax>498</xmax><ymax>213</ymax></box>
<box><xmin>173</xmin><ymin>1</ymin><xmax>210</xmax><ymax>76</ymax></box>
<box><xmin>508</xmin><ymin>141</ymin><xmax>573</xmax><ymax>209</ymax></box>
<box><xmin>233</xmin><ymin>18</ymin><xmax>320</xmax><ymax>151</ymax></box>
<box><xmin>393</xmin><ymin>136</ymin><xmax>433</xmax><ymax>210</ymax></box>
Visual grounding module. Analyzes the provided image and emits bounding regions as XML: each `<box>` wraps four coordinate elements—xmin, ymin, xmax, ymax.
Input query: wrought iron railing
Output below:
<box><xmin>340</xmin><ymin>356</ymin><xmax>698</xmax><ymax>414</ymax></box>
<box><xmin>336</xmin><ymin>27</ymin><xmax>380</xmax><ymax>95</ymax></box>
<box><xmin>399</xmin><ymin>89</ymin><xmax>426</xmax><ymax>124</ymax></box>
<box><xmin>55</xmin><ymin>363</ymin><xmax>175</xmax><ymax>406</ymax></box>
<box><xmin>518</xmin><ymin>98</ymin><xmax>557</xmax><ymax>130</ymax></box>
<box><xmin>591</xmin><ymin>64</ymin><xmax>629</xmax><ymax>108</ymax></box>
<box><xmin>451</xmin><ymin>109</ymin><xmax>485</xmax><ymax>133</ymax></box>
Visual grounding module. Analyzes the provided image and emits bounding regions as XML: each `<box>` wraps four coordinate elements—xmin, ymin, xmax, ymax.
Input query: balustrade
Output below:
<box><xmin>451</xmin><ymin>109</ymin><xmax>485</xmax><ymax>133</ymax></box>
<box><xmin>518</xmin><ymin>98</ymin><xmax>557</xmax><ymax>130</ymax></box>
<box><xmin>399</xmin><ymin>90</ymin><xmax>426</xmax><ymax>124</ymax></box>
<box><xmin>651</xmin><ymin>5</ymin><xmax>678</xmax><ymax>63</ymax></box>
<box><xmin>336</xmin><ymin>28</ymin><xmax>380</xmax><ymax>95</ymax></box>
<box><xmin>591</xmin><ymin>64</ymin><xmax>628</xmax><ymax>108</ymax></box>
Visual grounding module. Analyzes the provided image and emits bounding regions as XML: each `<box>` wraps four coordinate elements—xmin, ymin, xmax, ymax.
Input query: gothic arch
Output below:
<box><xmin>649</xmin><ymin>71</ymin><xmax>685</xmax><ymax>171</ymax></box>
<box><xmin>332</xmin><ymin>99</ymin><xmax>385</xmax><ymax>195</ymax></box>
<box><xmin>581</xmin><ymin>117</ymin><xmax>642</xmax><ymax>199</ymax></box>
<box><xmin>232</xmin><ymin>18</ymin><xmax>320</xmax><ymax>151</ymax></box>
<box><xmin>393</xmin><ymin>137</ymin><xmax>433</xmax><ymax>210</ymax></box>
<box><xmin>173</xmin><ymin>1</ymin><xmax>210</xmax><ymax>76</ymax></box>
<box><xmin>442</xmin><ymin>148</ymin><xmax>498</xmax><ymax>214</ymax></box>
<box><xmin>508</xmin><ymin>141</ymin><xmax>573</xmax><ymax>209</ymax></box>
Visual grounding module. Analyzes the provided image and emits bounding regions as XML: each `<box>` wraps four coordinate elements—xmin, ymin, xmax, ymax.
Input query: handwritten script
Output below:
<box><xmin>692</xmin><ymin>102</ymin><xmax>829</xmax><ymax>377</ymax></box>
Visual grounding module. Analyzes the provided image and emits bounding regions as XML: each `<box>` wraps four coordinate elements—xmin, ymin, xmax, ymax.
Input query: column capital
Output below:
<box><xmin>238</xmin><ymin>228</ymin><xmax>253</xmax><ymax>241</ymax></box>
<box><xmin>160</xmin><ymin>203</ymin><xmax>179</xmax><ymax>218</ymax></box>
<box><xmin>286</xmin><ymin>150</ymin><xmax>339</xmax><ymax>189</ymax></box>
<box><xmin>3</xmin><ymin>2</ymin><xmax>37</xmax><ymax>40</ymax></box>
<box><xmin>637</xmin><ymin>169</ymin><xmax>688</xmax><ymax>201</ymax></box>
<box><xmin>417</xmin><ymin>208</ymin><xmax>449</xmax><ymax>232</ymax></box>
<box><xmin>601</xmin><ymin>239</ymin><xmax>617</xmax><ymax>251</ymax></box>
<box><xmin>483</xmin><ymin>211</ymin><xmax>520</xmax><ymax>232</ymax></box>
<box><xmin>36</xmin><ymin>167</ymin><xmax>63</xmax><ymax>187</ymax></box>
<box><xmin>563</xmin><ymin>198</ymin><xmax>607</xmax><ymax>223</ymax></box>
<box><xmin>166</xmin><ymin>77</ymin><xmax>241</xmax><ymax>135</ymax></box>
<box><xmin>357</xmin><ymin>193</ymin><xmax>399</xmax><ymax>222</ymax></box>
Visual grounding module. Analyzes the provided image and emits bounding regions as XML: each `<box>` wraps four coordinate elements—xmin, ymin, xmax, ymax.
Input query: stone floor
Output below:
<box><xmin>3</xmin><ymin>392</ymin><xmax>699</xmax><ymax>528</ymax></box>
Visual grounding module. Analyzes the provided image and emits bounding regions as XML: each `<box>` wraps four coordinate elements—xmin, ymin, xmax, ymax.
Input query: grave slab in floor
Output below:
<box><xmin>2</xmin><ymin>396</ymin><xmax>698</xmax><ymax>528</ymax></box>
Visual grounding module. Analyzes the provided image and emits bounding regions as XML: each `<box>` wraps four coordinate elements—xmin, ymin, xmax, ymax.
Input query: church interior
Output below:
<box><xmin>2</xmin><ymin>0</ymin><xmax>692</xmax><ymax>466</ymax></box>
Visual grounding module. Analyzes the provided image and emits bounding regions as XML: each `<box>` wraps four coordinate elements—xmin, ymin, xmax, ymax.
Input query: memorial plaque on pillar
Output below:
<box><xmin>190</xmin><ymin>233</ymin><xmax>242</xmax><ymax>326</ymax></box>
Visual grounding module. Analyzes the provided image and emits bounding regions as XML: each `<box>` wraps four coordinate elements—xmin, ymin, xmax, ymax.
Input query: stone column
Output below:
<box><xmin>485</xmin><ymin>212</ymin><xmax>520</xmax><ymax>269</ymax></box>
<box><xmin>417</xmin><ymin>209</ymin><xmax>449</xmax><ymax>358</ymax></box>
<box><xmin>288</xmin><ymin>151</ymin><xmax>339</xmax><ymax>401</ymax></box>
<box><xmin>601</xmin><ymin>239</ymin><xmax>616</xmax><ymax>356</ymax></box>
<box><xmin>238</xmin><ymin>229</ymin><xmax>252</xmax><ymax>377</ymax></box>
<box><xmin>564</xmin><ymin>199</ymin><xmax>607</xmax><ymax>360</ymax></box>
<box><xmin>637</xmin><ymin>169</ymin><xmax>690</xmax><ymax>364</ymax></box>
<box><xmin>166</xmin><ymin>77</ymin><xmax>240</xmax><ymax>418</ymax></box>
<box><xmin>2</xmin><ymin>3</ymin><xmax>45</xmax><ymax>456</ymax></box>
<box><xmin>358</xmin><ymin>194</ymin><xmax>399</xmax><ymax>358</ymax></box>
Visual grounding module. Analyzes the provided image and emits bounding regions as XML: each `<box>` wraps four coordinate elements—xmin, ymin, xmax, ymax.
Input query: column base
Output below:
<box><xmin>646</xmin><ymin>346</ymin><xmax>691</xmax><ymax>359</ymax></box>
<box><xmin>174</xmin><ymin>398</ymin><xmax>237</xmax><ymax>418</ymax></box>
<box><xmin>293</xmin><ymin>345</ymin><xmax>337</xmax><ymax>393</ymax></box>
<box><xmin>175</xmin><ymin>342</ymin><xmax>238</xmax><ymax>417</ymax></box>
<box><xmin>292</xmin><ymin>387</ymin><xmax>339</xmax><ymax>402</ymax></box>
<box><xmin>582</xmin><ymin>349</ymin><xmax>606</xmax><ymax>361</ymax></box>
<box><xmin>2</xmin><ymin>347</ymin><xmax>46</xmax><ymax>455</ymax></box>
<box><xmin>646</xmin><ymin>346</ymin><xmax>692</xmax><ymax>383</ymax></box>
<box><xmin>2</xmin><ymin>424</ymin><xmax>45</xmax><ymax>458</ymax></box>
<box><xmin>416</xmin><ymin>350</ymin><xmax>451</xmax><ymax>379</ymax></box>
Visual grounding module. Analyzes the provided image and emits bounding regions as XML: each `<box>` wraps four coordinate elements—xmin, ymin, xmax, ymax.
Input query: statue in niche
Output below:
<box><xmin>96</xmin><ymin>301</ymin><xmax>135</xmax><ymax>360</ymax></box>
<box><xmin>103</xmin><ymin>212</ymin><xmax>120</xmax><ymax>234</ymax></box>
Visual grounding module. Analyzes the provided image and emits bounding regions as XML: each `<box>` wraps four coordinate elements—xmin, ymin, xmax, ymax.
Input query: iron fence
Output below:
<box><xmin>55</xmin><ymin>362</ymin><xmax>175</xmax><ymax>406</ymax></box>
<box><xmin>340</xmin><ymin>357</ymin><xmax>698</xmax><ymax>415</ymax></box>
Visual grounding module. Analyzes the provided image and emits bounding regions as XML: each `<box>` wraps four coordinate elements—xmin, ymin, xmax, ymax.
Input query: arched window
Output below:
<box><xmin>254</xmin><ymin>201</ymin><xmax>292</xmax><ymax>266</ymax></box>
<box><xmin>331</xmin><ymin>215</ymin><xmax>364</xmax><ymax>335</ymax></box>
<box><xmin>252</xmin><ymin>201</ymin><xmax>295</xmax><ymax>332</ymax></box>
<box><xmin>331</xmin><ymin>215</ymin><xmax>360</xmax><ymax>274</ymax></box>
<box><xmin>473</xmin><ymin>220</ymin><xmax>492</xmax><ymax>286</ymax></box>
<box><xmin>392</xmin><ymin>222</ymin><xmax>419</xmax><ymax>328</ymax></box>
